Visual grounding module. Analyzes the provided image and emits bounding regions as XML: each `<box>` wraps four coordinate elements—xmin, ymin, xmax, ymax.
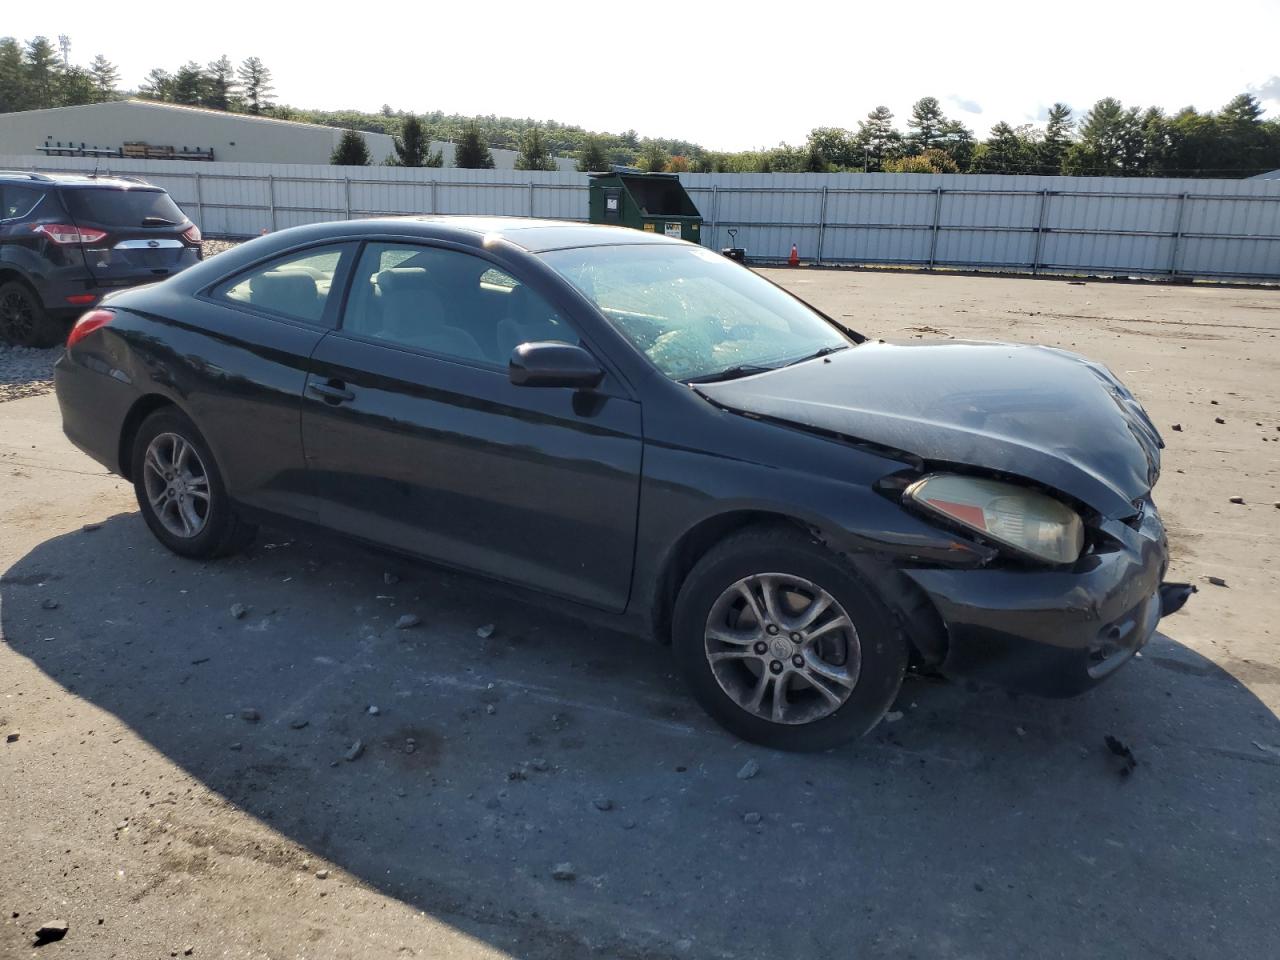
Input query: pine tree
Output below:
<box><xmin>1037</xmin><ymin>103</ymin><xmax>1073</xmax><ymax>174</ymax></box>
<box><xmin>393</xmin><ymin>114</ymin><xmax>430</xmax><ymax>166</ymax></box>
<box><xmin>24</xmin><ymin>36</ymin><xmax>62</xmax><ymax>108</ymax></box>
<box><xmin>171</xmin><ymin>61</ymin><xmax>207</xmax><ymax>106</ymax></box>
<box><xmin>0</xmin><ymin>38</ymin><xmax>28</xmax><ymax>113</ymax></box>
<box><xmin>237</xmin><ymin>57</ymin><xmax>274</xmax><ymax>114</ymax></box>
<box><xmin>57</xmin><ymin>65</ymin><xmax>96</xmax><ymax>106</ymax></box>
<box><xmin>85</xmin><ymin>55</ymin><xmax>119</xmax><ymax>102</ymax></box>
<box><xmin>638</xmin><ymin>141</ymin><xmax>668</xmax><ymax>172</ymax></box>
<box><xmin>203</xmin><ymin>55</ymin><xmax>237</xmax><ymax>110</ymax></box>
<box><xmin>907</xmin><ymin>97</ymin><xmax>947</xmax><ymax>153</ymax></box>
<box><xmin>139</xmin><ymin>68</ymin><xmax>174</xmax><ymax>101</ymax></box>
<box><xmin>514</xmin><ymin>124</ymin><xmax>556</xmax><ymax>171</ymax></box>
<box><xmin>854</xmin><ymin>106</ymin><xmax>902</xmax><ymax>171</ymax></box>
<box><xmin>576</xmin><ymin>136</ymin><xmax>609</xmax><ymax>172</ymax></box>
<box><xmin>454</xmin><ymin>122</ymin><xmax>495</xmax><ymax>169</ymax></box>
<box><xmin>331</xmin><ymin>128</ymin><xmax>371</xmax><ymax>165</ymax></box>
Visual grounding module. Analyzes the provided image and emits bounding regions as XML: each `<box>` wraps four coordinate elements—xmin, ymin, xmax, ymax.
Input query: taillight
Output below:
<box><xmin>32</xmin><ymin>223</ymin><xmax>109</xmax><ymax>245</ymax></box>
<box><xmin>182</xmin><ymin>223</ymin><xmax>202</xmax><ymax>244</ymax></box>
<box><xmin>67</xmin><ymin>309</ymin><xmax>114</xmax><ymax>348</ymax></box>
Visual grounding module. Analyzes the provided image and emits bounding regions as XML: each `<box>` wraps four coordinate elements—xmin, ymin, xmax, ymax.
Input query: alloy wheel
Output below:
<box><xmin>142</xmin><ymin>432</ymin><xmax>212</xmax><ymax>538</ymax></box>
<box><xmin>0</xmin><ymin>288</ymin><xmax>35</xmax><ymax>344</ymax></box>
<box><xmin>704</xmin><ymin>572</ymin><xmax>861</xmax><ymax>725</ymax></box>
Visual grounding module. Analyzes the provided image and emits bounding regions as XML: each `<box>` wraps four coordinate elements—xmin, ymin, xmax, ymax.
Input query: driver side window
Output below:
<box><xmin>340</xmin><ymin>243</ymin><xmax>574</xmax><ymax>365</ymax></box>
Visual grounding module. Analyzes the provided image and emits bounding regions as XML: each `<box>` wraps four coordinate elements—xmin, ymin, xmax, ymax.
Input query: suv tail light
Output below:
<box><xmin>182</xmin><ymin>223</ymin><xmax>202</xmax><ymax>244</ymax></box>
<box><xmin>32</xmin><ymin>223</ymin><xmax>110</xmax><ymax>245</ymax></box>
<box><xmin>67</xmin><ymin>309</ymin><xmax>114</xmax><ymax>348</ymax></box>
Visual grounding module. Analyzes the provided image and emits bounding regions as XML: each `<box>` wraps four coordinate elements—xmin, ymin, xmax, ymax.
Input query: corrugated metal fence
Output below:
<box><xmin>5</xmin><ymin>154</ymin><xmax>1279</xmax><ymax>282</ymax></box>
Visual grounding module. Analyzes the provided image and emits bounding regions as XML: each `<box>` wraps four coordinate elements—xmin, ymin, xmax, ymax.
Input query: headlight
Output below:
<box><xmin>905</xmin><ymin>473</ymin><xmax>1084</xmax><ymax>564</ymax></box>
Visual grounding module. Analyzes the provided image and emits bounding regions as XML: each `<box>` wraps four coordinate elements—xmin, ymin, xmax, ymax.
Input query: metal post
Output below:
<box><xmin>430</xmin><ymin>180</ymin><xmax>438</xmax><ymax>215</ymax></box>
<box><xmin>1031</xmin><ymin>190</ymin><xmax>1050</xmax><ymax>274</ymax></box>
<box><xmin>709</xmin><ymin>183</ymin><xmax>720</xmax><ymax>250</ymax></box>
<box><xmin>193</xmin><ymin>172</ymin><xmax>204</xmax><ymax>231</ymax></box>
<box><xmin>927</xmin><ymin>187</ymin><xmax>943</xmax><ymax>268</ymax></box>
<box><xmin>266</xmin><ymin>174</ymin><xmax>277</xmax><ymax>232</ymax></box>
<box><xmin>529</xmin><ymin>180</ymin><xmax>536</xmax><ymax>218</ymax></box>
<box><xmin>1169</xmin><ymin>192</ymin><xmax>1189</xmax><ymax>276</ymax></box>
<box><xmin>343</xmin><ymin>177</ymin><xmax>352</xmax><ymax>221</ymax></box>
<box><xmin>816</xmin><ymin>184</ymin><xmax>829</xmax><ymax>266</ymax></box>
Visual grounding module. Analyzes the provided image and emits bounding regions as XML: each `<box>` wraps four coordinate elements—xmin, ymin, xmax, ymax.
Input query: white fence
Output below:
<box><xmin>5</xmin><ymin>154</ymin><xmax>1280</xmax><ymax>282</ymax></box>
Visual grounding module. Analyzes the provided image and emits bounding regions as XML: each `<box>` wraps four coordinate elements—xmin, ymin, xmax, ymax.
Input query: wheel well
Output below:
<box><xmin>0</xmin><ymin>268</ymin><xmax>36</xmax><ymax>294</ymax></box>
<box><xmin>651</xmin><ymin>511</ymin><xmax>809</xmax><ymax>644</ymax></box>
<box><xmin>117</xmin><ymin>395</ymin><xmax>175</xmax><ymax>481</ymax></box>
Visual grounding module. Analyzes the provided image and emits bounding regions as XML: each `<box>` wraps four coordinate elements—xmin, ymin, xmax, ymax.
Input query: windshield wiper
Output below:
<box><xmin>684</xmin><ymin>364</ymin><xmax>776</xmax><ymax>384</ymax></box>
<box><xmin>782</xmin><ymin>344</ymin><xmax>850</xmax><ymax>367</ymax></box>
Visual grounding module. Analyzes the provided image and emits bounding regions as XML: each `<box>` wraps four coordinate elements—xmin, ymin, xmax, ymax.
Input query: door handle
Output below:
<box><xmin>308</xmin><ymin>380</ymin><xmax>355</xmax><ymax>403</ymax></box>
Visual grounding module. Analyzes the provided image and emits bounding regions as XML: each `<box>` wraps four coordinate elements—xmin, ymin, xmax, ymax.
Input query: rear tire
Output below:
<box><xmin>131</xmin><ymin>407</ymin><xmax>257</xmax><ymax>559</ymax></box>
<box><xmin>0</xmin><ymin>280</ymin><xmax>63</xmax><ymax>348</ymax></box>
<box><xmin>673</xmin><ymin>525</ymin><xmax>907</xmax><ymax>751</ymax></box>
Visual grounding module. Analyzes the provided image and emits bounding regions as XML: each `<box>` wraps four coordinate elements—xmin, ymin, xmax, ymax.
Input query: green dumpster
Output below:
<box><xmin>588</xmin><ymin>170</ymin><xmax>702</xmax><ymax>242</ymax></box>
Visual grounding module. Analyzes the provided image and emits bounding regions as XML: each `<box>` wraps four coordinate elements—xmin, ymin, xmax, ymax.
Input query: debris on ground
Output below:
<box><xmin>736</xmin><ymin>759</ymin><xmax>760</xmax><ymax>780</ymax></box>
<box><xmin>530</xmin><ymin>757</ymin><xmax>550</xmax><ymax>772</ymax></box>
<box><xmin>1229</xmin><ymin>496</ymin><xmax>1245</xmax><ymax>504</ymax></box>
<box><xmin>1104</xmin><ymin>735</ymin><xmax>1138</xmax><ymax>776</ymax></box>
<box><xmin>592</xmin><ymin>798</ymin><xmax>614</xmax><ymax>811</ymax></box>
<box><xmin>883</xmin><ymin>711</ymin><xmax>904</xmax><ymax>723</ymax></box>
<box><xmin>383</xmin><ymin>572</ymin><xmax>400</xmax><ymax>585</ymax></box>
<box><xmin>5</xmin><ymin>732</ymin><xmax>18</xmax><ymax>743</ymax></box>
<box><xmin>229</xmin><ymin>742</ymin><xmax>242</xmax><ymax>751</ymax></box>
<box><xmin>230</xmin><ymin>602</ymin><xmax>248</xmax><ymax>620</ymax></box>
<box><xmin>552</xmin><ymin>863</ymin><xmax>576</xmax><ymax>882</ymax></box>
<box><xmin>40</xmin><ymin>598</ymin><xmax>58</xmax><ymax>610</ymax></box>
<box><xmin>477</xmin><ymin>623</ymin><xmax>495</xmax><ymax>639</ymax></box>
<box><xmin>315</xmin><ymin>868</ymin><xmax>329</xmax><ymax>879</ymax></box>
<box><xmin>1170</xmin><ymin>423</ymin><xmax>1182</xmax><ymax>432</ymax></box>
<box><xmin>1214</xmin><ymin>417</ymin><xmax>1226</xmax><ymax>424</ymax></box>
<box><xmin>33</xmin><ymin>920</ymin><xmax>69</xmax><ymax>945</ymax></box>
<box><xmin>344</xmin><ymin>739</ymin><xmax>365</xmax><ymax>762</ymax></box>
<box><xmin>1015</xmin><ymin>726</ymin><xmax>1027</xmax><ymax>737</ymax></box>
<box><xmin>485</xmin><ymin>704</ymin><xmax>497</xmax><ymax>715</ymax></box>
<box><xmin>82</xmin><ymin>522</ymin><xmax>101</xmax><ymax>532</ymax></box>
<box><xmin>1252</xmin><ymin>741</ymin><xmax>1280</xmax><ymax>758</ymax></box>
<box><xmin>367</xmin><ymin>705</ymin><xmax>380</xmax><ymax>716</ymax></box>
<box><xmin>240</xmin><ymin>708</ymin><xmax>260</xmax><ymax>722</ymax></box>
<box><xmin>743</xmin><ymin>811</ymin><xmax>763</xmax><ymax>825</ymax></box>
<box><xmin>289</xmin><ymin>719</ymin><xmax>309</xmax><ymax>729</ymax></box>
<box><xmin>1207</xmin><ymin>576</ymin><xmax>1228</xmax><ymax>587</ymax></box>
<box><xmin>395</xmin><ymin>614</ymin><xmax>421</xmax><ymax>629</ymax></box>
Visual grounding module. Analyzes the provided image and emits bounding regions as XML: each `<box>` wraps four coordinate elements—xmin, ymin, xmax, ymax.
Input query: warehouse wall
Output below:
<box><xmin>3</xmin><ymin>153</ymin><xmax>1278</xmax><ymax>281</ymax></box>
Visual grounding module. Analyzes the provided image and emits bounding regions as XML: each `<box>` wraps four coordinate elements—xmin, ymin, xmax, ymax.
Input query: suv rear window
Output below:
<box><xmin>61</xmin><ymin>188</ymin><xmax>187</xmax><ymax>227</ymax></box>
<box><xmin>2</xmin><ymin>184</ymin><xmax>46</xmax><ymax>220</ymax></box>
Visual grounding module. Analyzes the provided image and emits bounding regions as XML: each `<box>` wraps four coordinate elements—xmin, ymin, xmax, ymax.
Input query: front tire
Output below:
<box><xmin>673</xmin><ymin>525</ymin><xmax>907</xmax><ymax>751</ymax></box>
<box><xmin>131</xmin><ymin>407</ymin><xmax>256</xmax><ymax>559</ymax></box>
<box><xmin>0</xmin><ymin>280</ymin><xmax>63</xmax><ymax>347</ymax></box>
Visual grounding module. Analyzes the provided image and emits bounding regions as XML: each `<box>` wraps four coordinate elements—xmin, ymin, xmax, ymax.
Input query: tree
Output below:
<box><xmin>854</xmin><ymin>106</ymin><xmax>902</xmax><ymax>171</ymax></box>
<box><xmin>57</xmin><ymin>65</ymin><xmax>96</xmax><ymax>106</ymax></box>
<box><xmin>883</xmin><ymin>149</ymin><xmax>958</xmax><ymax>174</ymax></box>
<box><xmin>515</xmin><ymin>123</ymin><xmax>556</xmax><ymax>171</ymax></box>
<box><xmin>0</xmin><ymin>38</ymin><xmax>28</xmax><ymax>113</ymax></box>
<box><xmin>203</xmin><ymin>55</ymin><xmax>237</xmax><ymax>110</ymax></box>
<box><xmin>454</xmin><ymin>121</ymin><xmax>495</xmax><ymax>169</ymax></box>
<box><xmin>24</xmin><ymin>36</ymin><xmax>61</xmax><ymax>109</ymax></box>
<box><xmin>907</xmin><ymin>96</ymin><xmax>947</xmax><ymax>153</ymax></box>
<box><xmin>1035</xmin><ymin>103</ymin><xmax>1073</xmax><ymax>175</ymax></box>
<box><xmin>576</xmin><ymin>135</ymin><xmax>609</xmax><ymax>172</ymax></box>
<box><xmin>1064</xmin><ymin>97</ymin><xmax>1144</xmax><ymax>175</ymax></box>
<box><xmin>393</xmin><ymin>114</ymin><xmax>433</xmax><ymax>166</ymax></box>
<box><xmin>974</xmin><ymin>122</ymin><xmax>1032</xmax><ymax>174</ymax></box>
<box><xmin>171</xmin><ymin>61</ymin><xmax>207</xmax><ymax>106</ymax></box>
<box><xmin>1218</xmin><ymin>93</ymin><xmax>1270</xmax><ymax>174</ymax></box>
<box><xmin>806</xmin><ymin>127</ymin><xmax>857</xmax><ymax>169</ymax></box>
<box><xmin>667</xmin><ymin>155</ymin><xmax>691</xmax><ymax>173</ymax></box>
<box><xmin>638</xmin><ymin>141</ymin><xmax>669</xmax><ymax>172</ymax></box>
<box><xmin>237</xmin><ymin>56</ymin><xmax>274</xmax><ymax>114</ymax></box>
<box><xmin>937</xmin><ymin>119</ymin><xmax>976</xmax><ymax>171</ymax></box>
<box><xmin>139</xmin><ymin>67</ymin><xmax>174</xmax><ymax>101</ymax></box>
<box><xmin>85</xmin><ymin>54</ymin><xmax>119</xmax><ymax>102</ymax></box>
<box><xmin>331</xmin><ymin>128</ymin><xmax>371</xmax><ymax>165</ymax></box>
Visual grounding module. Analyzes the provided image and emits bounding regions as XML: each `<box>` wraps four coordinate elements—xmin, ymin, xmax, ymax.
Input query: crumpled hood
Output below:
<box><xmin>696</xmin><ymin>341</ymin><xmax>1163</xmax><ymax>519</ymax></box>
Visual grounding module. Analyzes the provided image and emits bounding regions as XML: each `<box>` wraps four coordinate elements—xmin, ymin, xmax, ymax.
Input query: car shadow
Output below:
<box><xmin>4</xmin><ymin>513</ymin><xmax>1280</xmax><ymax>959</ymax></box>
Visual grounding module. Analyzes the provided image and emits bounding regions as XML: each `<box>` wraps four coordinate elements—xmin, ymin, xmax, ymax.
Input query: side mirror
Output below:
<box><xmin>509</xmin><ymin>341</ymin><xmax>605</xmax><ymax>390</ymax></box>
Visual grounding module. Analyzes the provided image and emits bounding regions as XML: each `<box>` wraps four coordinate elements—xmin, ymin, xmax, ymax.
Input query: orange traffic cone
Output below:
<box><xmin>788</xmin><ymin>243</ymin><xmax>800</xmax><ymax>267</ymax></box>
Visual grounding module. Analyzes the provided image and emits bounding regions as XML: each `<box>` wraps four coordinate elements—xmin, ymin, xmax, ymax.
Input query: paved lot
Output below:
<box><xmin>2</xmin><ymin>269</ymin><xmax>1279</xmax><ymax>959</ymax></box>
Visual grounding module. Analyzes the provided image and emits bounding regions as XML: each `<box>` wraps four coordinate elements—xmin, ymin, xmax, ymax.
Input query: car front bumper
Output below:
<box><xmin>903</xmin><ymin>501</ymin><xmax>1176</xmax><ymax>697</ymax></box>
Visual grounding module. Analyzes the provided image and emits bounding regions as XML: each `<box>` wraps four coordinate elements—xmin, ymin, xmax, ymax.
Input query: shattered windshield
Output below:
<box><xmin>540</xmin><ymin>244</ymin><xmax>849</xmax><ymax>381</ymax></box>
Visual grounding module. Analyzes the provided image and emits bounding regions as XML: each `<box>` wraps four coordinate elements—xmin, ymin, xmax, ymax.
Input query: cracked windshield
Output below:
<box><xmin>542</xmin><ymin>244</ymin><xmax>849</xmax><ymax>381</ymax></box>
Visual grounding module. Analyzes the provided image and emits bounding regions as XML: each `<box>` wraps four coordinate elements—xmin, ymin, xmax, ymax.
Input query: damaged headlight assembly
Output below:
<box><xmin>904</xmin><ymin>474</ymin><xmax>1085</xmax><ymax>565</ymax></box>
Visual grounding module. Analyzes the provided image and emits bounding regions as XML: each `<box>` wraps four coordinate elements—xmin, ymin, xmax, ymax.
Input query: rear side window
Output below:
<box><xmin>213</xmin><ymin>244</ymin><xmax>350</xmax><ymax>326</ymax></box>
<box><xmin>1</xmin><ymin>184</ymin><xmax>45</xmax><ymax>220</ymax></box>
<box><xmin>62</xmin><ymin>188</ymin><xmax>187</xmax><ymax>226</ymax></box>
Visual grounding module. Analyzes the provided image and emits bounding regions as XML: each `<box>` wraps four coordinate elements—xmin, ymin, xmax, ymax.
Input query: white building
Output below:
<box><xmin>0</xmin><ymin>99</ymin><xmax>575</xmax><ymax>170</ymax></box>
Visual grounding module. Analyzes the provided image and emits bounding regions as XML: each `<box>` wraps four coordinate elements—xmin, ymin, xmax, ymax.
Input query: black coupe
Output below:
<box><xmin>54</xmin><ymin>217</ymin><xmax>1190</xmax><ymax>750</ymax></box>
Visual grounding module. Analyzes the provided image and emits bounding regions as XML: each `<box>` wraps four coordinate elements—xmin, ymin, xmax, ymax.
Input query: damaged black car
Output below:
<box><xmin>54</xmin><ymin>218</ymin><xmax>1191</xmax><ymax>750</ymax></box>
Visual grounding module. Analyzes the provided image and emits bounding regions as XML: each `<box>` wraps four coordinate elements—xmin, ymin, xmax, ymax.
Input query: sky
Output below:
<box><xmin>7</xmin><ymin>1</ymin><xmax>1280</xmax><ymax>150</ymax></box>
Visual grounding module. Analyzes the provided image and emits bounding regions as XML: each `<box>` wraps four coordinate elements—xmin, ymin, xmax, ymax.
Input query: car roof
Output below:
<box><xmin>0</xmin><ymin>171</ymin><xmax>164</xmax><ymax>191</ymax></box>
<box><xmin>345</xmin><ymin>216</ymin><xmax>687</xmax><ymax>253</ymax></box>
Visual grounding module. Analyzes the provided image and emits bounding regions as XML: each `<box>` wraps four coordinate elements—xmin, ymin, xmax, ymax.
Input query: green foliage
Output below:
<box><xmin>57</xmin><ymin>65</ymin><xmax>96</xmax><ymax>106</ymax></box>
<box><xmin>515</xmin><ymin>124</ymin><xmax>556</xmax><ymax>171</ymax></box>
<box><xmin>23</xmin><ymin>36</ymin><xmax>60</xmax><ymax>108</ymax></box>
<box><xmin>237</xmin><ymin>56</ymin><xmax>273</xmax><ymax>114</ymax></box>
<box><xmin>0</xmin><ymin>38</ymin><xmax>26</xmax><ymax>113</ymax></box>
<box><xmin>171</xmin><ymin>61</ymin><xmax>207</xmax><ymax>106</ymax></box>
<box><xmin>393</xmin><ymin>114</ymin><xmax>431</xmax><ymax>167</ymax></box>
<box><xmin>974</xmin><ymin>121</ymin><xmax>1036</xmax><ymax>174</ymax></box>
<box><xmin>638</xmin><ymin>141</ymin><xmax>669</xmax><ymax>172</ymax></box>
<box><xmin>576</xmin><ymin>135</ymin><xmax>609</xmax><ymax>172</ymax></box>
<box><xmin>1037</xmin><ymin>103</ymin><xmax>1073</xmax><ymax>174</ymax></box>
<box><xmin>806</xmin><ymin>127</ymin><xmax>858</xmax><ymax>169</ymax></box>
<box><xmin>454</xmin><ymin>121</ymin><xmax>495</xmax><ymax>169</ymax></box>
<box><xmin>907</xmin><ymin>97</ymin><xmax>947</xmax><ymax>152</ymax></box>
<box><xmin>203</xmin><ymin>55</ymin><xmax>237</xmax><ymax>110</ymax></box>
<box><xmin>331</xmin><ymin>128</ymin><xmax>371</xmax><ymax>166</ymax></box>
<box><xmin>138</xmin><ymin>68</ymin><xmax>173</xmax><ymax>101</ymax></box>
<box><xmin>883</xmin><ymin>149</ymin><xmax>958</xmax><ymax>174</ymax></box>
<box><xmin>87</xmin><ymin>55</ymin><xmax>119</xmax><ymax>102</ymax></box>
<box><xmin>855</xmin><ymin>106</ymin><xmax>903</xmax><ymax>171</ymax></box>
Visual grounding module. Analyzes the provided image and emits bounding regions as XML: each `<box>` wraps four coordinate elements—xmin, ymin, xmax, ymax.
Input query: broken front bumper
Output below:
<box><xmin>902</xmin><ymin>502</ymin><xmax>1183</xmax><ymax>697</ymax></box>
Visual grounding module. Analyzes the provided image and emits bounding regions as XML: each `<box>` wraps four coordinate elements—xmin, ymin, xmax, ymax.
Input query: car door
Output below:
<box><xmin>300</xmin><ymin>240</ymin><xmax>643</xmax><ymax>612</ymax></box>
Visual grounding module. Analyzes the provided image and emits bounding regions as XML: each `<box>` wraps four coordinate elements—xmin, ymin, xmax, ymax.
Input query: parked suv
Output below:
<box><xmin>0</xmin><ymin>171</ymin><xmax>202</xmax><ymax>346</ymax></box>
